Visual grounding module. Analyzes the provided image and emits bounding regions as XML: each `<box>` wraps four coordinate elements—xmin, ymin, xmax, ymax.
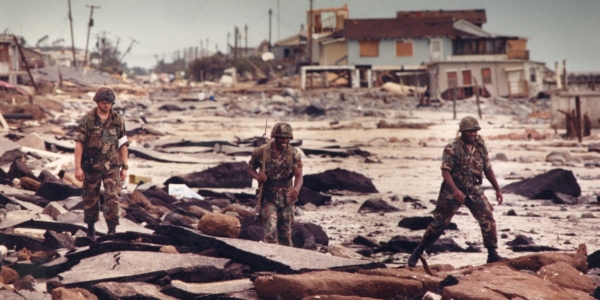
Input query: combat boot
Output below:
<box><xmin>487</xmin><ymin>247</ymin><xmax>505</xmax><ymax>264</ymax></box>
<box><xmin>107</xmin><ymin>220</ymin><xmax>117</xmax><ymax>235</ymax></box>
<box><xmin>86</xmin><ymin>223</ymin><xmax>96</xmax><ymax>242</ymax></box>
<box><xmin>407</xmin><ymin>244</ymin><xmax>425</xmax><ymax>267</ymax></box>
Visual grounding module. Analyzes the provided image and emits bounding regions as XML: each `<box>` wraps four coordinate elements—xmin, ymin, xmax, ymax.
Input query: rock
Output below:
<box><xmin>162</xmin><ymin>213</ymin><xmax>195</xmax><ymax>229</ymax></box>
<box><xmin>0</xmin><ymin>267</ymin><xmax>19</xmax><ymax>284</ymax></box>
<box><xmin>359</xmin><ymin>267</ymin><xmax>445</xmax><ymax>292</ymax></box>
<box><xmin>353</xmin><ymin>236</ymin><xmax>380</xmax><ymax>249</ymax></box>
<box><xmin>398</xmin><ymin>216</ymin><xmax>457</xmax><ymax>231</ymax></box>
<box><xmin>35</xmin><ymin>181</ymin><xmax>81</xmax><ymax>201</ymax></box>
<box><xmin>302</xmin><ymin>203</ymin><xmax>318</xmax><ymax>211</ymax></box>
<box><xmin>328</xmin><ymin>244</ymin><xmax>363</xmax><ymax>259</ymax></box>
<box><xmin>502</xmin><ymin>168</ymin><xmax>581</xmax><ymax>199</ymax></box>
<box><xmin>303</xmin><ymin>168</ymin><xmax>378</xmax><ymax>193</ymax></box>
<box><xmin>358</xmin><ymin>198</ymin><xmax>400</xmax><ymax>213</ymax></box>
<box><xmin>0</xmin><ymin>148</ymin><xmax>24</xmax><ymax>165</ymax></box>
<box><xmin>30</xmin><ymin>250</ymin><xmax>59</xmax><ymax>264</ymax></box>
<box><xmin>197</xmin><ymin>213</ymin><xmax>241</xmax><ymax>238</ymax></box>
<box><xmin>19</xmin><ymin>177</ymin><xmax>40</xmax><ymax>192</ymax></box>
<box><xmin>7</xmin><ymin>160</ymin><xmax>36</xmax><ymax>181</ymax></box>
<box><xmin>17</xmin><ymin>248</ymin><xmax>31</xmax><ymax>261</ymax></box>
<box><xmin>123</xmin><ymin>207</ymin><xmax>161</xmax><ymax>227</ymax></box>
<box><xmin>442</xmin><ymin>265</ymin><xmax>592</xmax><ymax>300</ymax></box>
<box><xmin>161</xmin><ymin>279</ymin><xmax>255</xmax><ymax>299</ymax></box>
<box><xmin>58</xmin><ymin>251</ymin><xmax>230</xmax><ymax>287</ymax></box>
<box><xmin>13</xmin><ymin>274</ymin><xmax>36</xmax><ymax>291</ymax></box>
<box><xmin>41</xmin><ymin>202</ymin><xmax>68</xmax><ymax>219</ymax></box>
<box><xmin>159</xmin><ymin>246</ymin><xmax>178</xmax><ymax>254</ymax></box>
<box><xmin>297</xmin><ymin>187</ymin><xmax>332</xmax><ymax>206</ymax></box>
<box><xmin>292</xmin><ymin>223</ymin><xmax>316</xmax><ymax>249</ymax></box>
<box><xmin>164</xmin><ymin>162</ymin><xmax>252</xmax><ymax>188</ymax></box>
<box><xmin>52</xmin><ymin>287</ymin><xmax>98</xmax><ymax>300</ymax></box>
<box><xmin>302</xmin><ymin>296</ymin><xmax>380</xmax><ymax>300</ymax></box>
<box><xmin>16</xmin><ymin>133</ymin><xmax>46</xmax><ymax>151</ymax></box>
<box><xmin>511</xmin><ymin>245</ymin><xmax>561</xmax><ymax>252</ymax></box>
<box><xmin>43</xmin><ymin>230</ymin><xmax>75</xmax><ymax>250</ymax></box>
<box><xmin>38</xmin><ymin>170</ymin><xmax>59</xmax><ymax>183</ymax></box>
<box><xmin>94</xmin><ymin>282</ymin><xmax>178</xmax><ymax>300</ymax></box>
<box><xmin>222</xmin><ymin>204</ymin><xmax>254</xmax><ymax>218</ymax></box>
<box><xmin>500</xmin><ymin>250</ymin><xmax>588</xmax><ymax>273</ymax></box>
<box><xmin>507</xmin><ymin>235</ymin><xmax>536</xmax><ymax>246</ymax></box>
<box><xmin>546</xmin><ymin>151</ymin><xmax>572</xmax><ymax>163</ymax></box>
<box><xmin>187</xmin><ymin>205</ymin><xmax>212</xmax><ymax>219</ymax></box>
<box><xmin>582</xmin><ymin>213</ymin><xmax>596</xmax><ymax>218</ymax></box>
<box><xmin>239</xmin><ymin>225</ymin><xmax>264</xmax><ymax>242</ymax></box>
<box><xmin>587</xmin><ymin>250</ymin><xmax>600</xmax><ymax>269</ymax></box>
<box><xmin>254</xmin><ymin>270</ymin><xmax>422</xmax><ymax>300</ymax></box>
<box><xmin>492</xmin><ymin>153</ymin><xmax>508</xmax><ymax>161</ymax></box>
<box><xmin>536</xmin><ymin>261</ymin><xmax>595</xmax><ymax>293</ymax></box>
<box><xmin>5</xmin><ymin>203</ymin><xmax>20</xmax><ymax>212</ymax></box>
<box><xmin>210</xmin><ymin>199</ymin><xmax>232</xmax><ymax>209</ymax></box>
<box><xmin>303</xmin><ymin>222</ymin><xmax>328</xmax><ymax>246</ymax></box>
<box><xmin>380</xmin><ymin>236</ymin><xmax>465</xmax><ymax>254</ymax></box>
<box><xmin>552</xmin><ymin>192</ymin><xmax>578</xmax><ymax>205</ymax></box>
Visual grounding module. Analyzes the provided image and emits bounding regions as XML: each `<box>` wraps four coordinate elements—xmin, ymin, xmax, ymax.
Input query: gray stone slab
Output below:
<box><xmin>0</xmin><ymin>210</ymin><xmax>53</xmax><ymax>229</ymax></box>
<box><xmin>155</xmin><ymin>146</ymin><xmax>213</xmax><ymax>154</ymax></box>
<box><xmin>0</xmin><ymin>193</ymin><xmax>44</xmax><ymax>213</ymax></box>
<box><xmin>129</xmin><ymin>146</ymin><xmax>228</xmax><ymax>164</ymax></box>
<box><xmin>40</xmin><ymin>135</ymin><xmax>75</xmax><ymax>152</ymax></box>
<box><xmin>217</xmin><ymin>145</ymin><xmax>254</xmax><ymax>156</ymax></box>
<box><xmin>162</xmin><ymin>279</ymin><xmax>255</xmax><ymax>299</ymax></box>
<box><xmin>94</xmin><ymin>281</ymin><xmax>178</xmax><ymax>300</ymax></box>
<box><xmin>0</xmin><ymin>290</ymin><xmax>26</xmax><ymax>300</ymax></box>
<box><xmin>13</xmin><ymin>290</ymin><xmax>51</xmax><ymax>300</ymax></box>
<box><xmin>148</xmin><ymin>137</ymin><xmax>235</xmax><ymax>149</ymax></box>
<box><xmin>156</xmin><ymin>226</ymin><xmax>381</xmax><ymax>274</ymax></box>
<box><xmin>0</xmin><ymin>137</ymin><xmax>21</xmax><ymax>156</ymax></box>
<box><xmin>59</xmin><ymin>251</ymin><xmax>230</xmax><ymax>287</ymax></box>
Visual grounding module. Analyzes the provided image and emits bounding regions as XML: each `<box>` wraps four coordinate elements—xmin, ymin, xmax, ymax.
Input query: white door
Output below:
<box><xmin>507</xmin><ymin>70</ymin><xmax>525</xmax><ymax>95</ymax></box>
<box><xmin>430</xmin><ymin>39</ymin><xmax>442</xmax><ymax>62</ymax></box>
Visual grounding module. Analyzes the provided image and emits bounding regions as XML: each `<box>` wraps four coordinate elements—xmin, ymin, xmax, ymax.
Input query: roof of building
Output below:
<box><xmin>344</xmin><ymin>16</ymin><xmax>457</xmax><ymax>40</ymax></box>
<box><xmin>396</xmin><ymin>9</ymin><xmax>487</xmax><ymax>26</ymax></box>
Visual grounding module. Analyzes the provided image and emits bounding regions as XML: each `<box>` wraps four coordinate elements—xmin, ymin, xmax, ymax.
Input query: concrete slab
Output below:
<box><xmin>58</xmin><ymin>251</ymin><xmax>230</xmax><ymax>288</ymax></box>
<box><xmin>161</xmin><ymin>279</ymin><xmax>256</xmax><ymax>299</ymax></box>
<box><xmin>94</xmin><ymin>281</ymin><xmax>178</xmax><ymax>300</ymax></box>
<box><xmin>129</xmin><ymin>146</ymin><xmax>229</xmax><ymax>164</ymax></box>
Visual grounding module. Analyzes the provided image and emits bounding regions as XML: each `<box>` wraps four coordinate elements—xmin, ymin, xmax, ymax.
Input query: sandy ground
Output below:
<box><xmin>120</xmin><ymin>108</ymin><xmax>600</xmax><ymax>269</ymax></box>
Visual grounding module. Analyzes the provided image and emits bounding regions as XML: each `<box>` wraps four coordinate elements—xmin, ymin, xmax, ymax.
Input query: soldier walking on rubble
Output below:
<box><xmin>247</xmin><ymin>123</ymin><xmax>303</xmax><ymax>246</ymax></box>
<box><xmin>408</xmin><ymin>116</ymin><xmax>505</xmax><ymax>266</ymax></box>
<box><xmin>74</xmin><ymin>87</ymin><xmax>129</xmax><ymax>241</ymax></box>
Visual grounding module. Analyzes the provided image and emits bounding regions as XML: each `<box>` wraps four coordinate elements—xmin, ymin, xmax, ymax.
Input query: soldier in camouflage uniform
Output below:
<box><xmin>247</xmin><ymin>123</ymin><xmax>303</xmax><ymax>246</ymax></box>
<box><xmin>74</xmin><ymin>87</ymin><xmax>129</xmax><ymax>241</ymax></box>
<box><xmin>408</xmin><ymin>116</ymin><xmax>505</xmax><ymax>266</ymax></box>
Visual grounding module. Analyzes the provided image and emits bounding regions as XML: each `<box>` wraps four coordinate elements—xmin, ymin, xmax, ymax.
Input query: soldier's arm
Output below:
<box><xmin>74</xmin><ymin>142</ymin><xmax>85</xmax><ymax>181</ymax></box>
<box><xmin>247</xmin><ymin>150</ymin><xmax>266</xmax><ymax>182</ymax></box>
<box><xmin>442</xmin><ymin>169</ymin><xmax>464</xmax><ymax>203</ymax></box>
<box><xmin>484</xmin><ymin>168</ymin><xmax>503</xmax><ymax>205</ymax></box>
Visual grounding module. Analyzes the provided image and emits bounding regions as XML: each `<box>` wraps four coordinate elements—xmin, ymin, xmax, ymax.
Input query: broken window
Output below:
<box><xmin>462</xmin><ymin>70</ymin><xmax>472</xmax><ymax>85</ymax></box>
<box><xmin>447</xmin><ymin>71</ymin><xmax>458</xmax><ymax>88</ymax></box>
<box><xmin>359</xmin><ymin>40</ymin><xmax>379</xmax><ymax>57</ymax></box>
<box><xmin>530</xmin><ymin>67</ymin><xmax>536</xmax><ymax>82</ymax></box>
<box><xmin>396</xmin><ymin>40</ymin><xmax>413</xmax><ymax>57</ymax></box>
<box><xmin>0</xmin><ymin>44</ymin><xmax>8</xmax><ymax>62</ymax></box>
<box><xmin>481</xmin><ymin>68</ymin><xmax>492</xmax><ymax>84</ymax></box>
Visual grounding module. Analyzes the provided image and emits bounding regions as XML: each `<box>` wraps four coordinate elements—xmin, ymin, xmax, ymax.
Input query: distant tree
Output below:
<box><xmin>130</xmin><ymin>67</ymin><xmax>148</xmax><ymax>76</ymax></box>
<box><xmin>188</xmin><ymin>55</ymin><xmax>225</xmax><ymax>82</ymax></box>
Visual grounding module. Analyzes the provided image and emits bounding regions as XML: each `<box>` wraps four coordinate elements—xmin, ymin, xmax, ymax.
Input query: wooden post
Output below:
<box><xmin>575</xmin><ymin>96</ymin><xmax>582</xmax><ymax>143</ymax></box>
<box><xmin>68</xmin><ymin>0</ymin><xmax>77</xmax><ymax>67</ymax></box>
<box><xmin>84</xmin><ymin>5</ymin><xmax>100</xmax><ymax>67</ymax></box>
<box><xmin>474</xmin><ymin>77</ymin><xmax>482</xmax><ymax>120</ymax></box>
<box><xmin>453</xmin><ymin>86</ymin><xmax>457</xmax><ymax>120</ymax></box>
<box><xmin>13</xmin><ymin>36</ymin><xmax>38</xmax><ymax>95</ymax></box>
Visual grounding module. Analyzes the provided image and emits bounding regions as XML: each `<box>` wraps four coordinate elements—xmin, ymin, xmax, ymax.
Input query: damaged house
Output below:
<box><xmin>0</xmin><ymin>34</ymin><xmax>45</xmax><ymax>85</ymax></box>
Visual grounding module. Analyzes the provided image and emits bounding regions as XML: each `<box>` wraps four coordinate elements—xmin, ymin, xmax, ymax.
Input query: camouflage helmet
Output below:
<box><xmin>93</xmin><ymin>87</ymin><xmax>116</xmax><ymax>104</ymax></box>
<box><xmin>270</xmin><ymin>122</ymin><xmax>293</xmax><ymax>139</ymax></box>
<box><xmin>459</xmin><ymin>116</ymin><xmax>481</xmax><ymax>132</ymax></box>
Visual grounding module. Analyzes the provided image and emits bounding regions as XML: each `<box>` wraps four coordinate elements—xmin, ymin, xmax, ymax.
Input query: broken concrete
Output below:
<box><xmin>164</xmin><ymin>162</ymin><xmax>252</xmax><ymax>188</ymax></box>
<box><xmin>93</xmin><ymin>281</ymin><xmax>178</xmax><ymax>300</ymax></box>
<box><xmin>161</xmin><ymin>279</ymin><xmax>256</xmax><ymax>299</ymax></box>
<box><xmin>303</xmin><ymin>168</ymin><xmax>378</xmax><ymax>193</ymax></box>
<box><xmin>503</xmin><ymin>168</ymin><xmax>581</xmax><ymax>199</ymax></box>
<box><xmin>398</xmin><ymin>216</ymin><xmax>458</xmax><ymax>231</ymax></box>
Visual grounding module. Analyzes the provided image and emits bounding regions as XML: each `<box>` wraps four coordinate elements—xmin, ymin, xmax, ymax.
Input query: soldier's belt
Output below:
<box><xmin>264</xmin><ymin>180</ymin><xmax>293</xmax><ymax>188</ymax></box>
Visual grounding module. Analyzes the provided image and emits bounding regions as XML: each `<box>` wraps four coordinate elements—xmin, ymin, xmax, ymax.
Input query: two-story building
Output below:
<box><xmin>0</xmin><ymin>34</ymin><xmax>45</xmax><ymax>85</ymax></box>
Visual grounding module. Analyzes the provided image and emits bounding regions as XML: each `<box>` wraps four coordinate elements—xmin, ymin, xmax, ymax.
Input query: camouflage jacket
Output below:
<box><xmin>249</xmin><ymin>141</ymin><xmax>302</xmax><ymax>189</ymax></box>
<box><xmin>74</xmin><ymin>108</ymin><xmax>129</xmax><ymax>172</ymax></box>
<box><xmin>440</xmin><ymin>135</ymin><xmax>491</xmax><ymax>197</ymax></box>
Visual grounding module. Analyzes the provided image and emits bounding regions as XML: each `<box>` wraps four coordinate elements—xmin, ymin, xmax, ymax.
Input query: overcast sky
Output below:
<box><xmin>2</xmin><ymin>0</ymin><xmax>598</xmax><ymax>71</ymax></box>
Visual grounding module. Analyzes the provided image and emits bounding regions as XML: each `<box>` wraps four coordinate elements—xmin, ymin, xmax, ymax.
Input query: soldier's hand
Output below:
<box><xmin>286</xmin><ymin>187</ymin><xmax>299</xmax><ymax>199</ymax></box>
<box><xmin>75</xmin><ymin>167</ymin><xmax>85</xmax><ymax>182</ymax></box>
<box><xmin>256</xmin><ymin>173</ymin><xmax>267</xmax><ymax>183</ymax></box>
<box><xmin>452</xmin><ymin>188</ymin><xmax>465</xmax><ymax>204</ymax></box>
<box><xmin>496</xmin><ymin>190</ymin><xmax>503</xmax><ymax>205</ymax></box>
<box><xmin>120</xmin><ymin>168</ymin><xmax>127</xmax><ymax>182</ymax></box>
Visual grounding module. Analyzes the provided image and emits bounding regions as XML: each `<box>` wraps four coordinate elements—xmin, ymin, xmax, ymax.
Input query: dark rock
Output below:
<box><xmin>511</xmin><ymin>245</ymin><xmax>561</xmax><ymax>252</ymax></box>
<box><xmin>301</xmin><ymin>103</ymin><xmax>326</xmax><ymax>116</ymax></box>
<box><xmin>209</xmin><ymin>199</ymin><xmax>232</xmax><ymax>209</ymax></box>
<box><xmin>0</xmin><ymin>168</ymin><xmax>12</xmax><ymax>185</ymax></box>
<box><xmin>223</xmin><ymin>262</ymin><xmax>252</xmax><ymax>280</ymax></box>
<box><xmin>162</xmin><ymin>213</ymin><xmax>196</xmax><ymax>229</ymax></box>
<box><xmin>8</xmin><ymin>194</ymin><xmax>50</xmax><ymax>208</ymax></box>
<box><xmin>161</xmin><ymin>279</ymin><xmax>256</xmax><ymax>299</ymax></box>
<box><xmin>30</xmin><ymin>250</ymin><xmax>59</xmax><ymax>264</ymax></box>
<box><xmin>59</xmin><ymin>251</ymin><xmax>230</xmax><ymax>288</ymax></box>
<box><xmin>239</xmin><ymin>225</ymin><xmax>264</xmax><ymax>242</ymax></box>
<box><xmin>303</xmin><ymin>168</ymin><xmax>378</xmax><ymax>193</ymax></box>
<box><xmin>0</xmin><ymin>232</ymin><xmax>53</xmax><ymax>253</ymax></box>
<box><xmin>379</xmin><ymin>235</ymin><xmax>465</xmax><ymax>254</ymax></box>
<box><xmin>7</xmin><ymin>160</ymin><xmax>36</xmax><ymax>181</ymax></box>
<box><xmin>159</xmin><ymin>104</ymin><xmax>186</xmax><ymax>112</ymax></box>
<box><xmin>594</xmin><ymin>286</ymin><xmax>600</xmax><ymax>299</ymax></box>
<box><xmin>507</xmin><ymin>235</ymin><xmax>536</xmax><ymax>246</ymax></box>
<box><xmin>94</xmin><ymin>281</ymin><xmax>176</xmax><ymax>300</ymax></box>
<box><xmin>140</xmin><ymin>187</ymin><xmax>179</xmax><ymax>204</ymax></box>
<box><xmin>297</xmin><ymin>187</ymin><xmax>331</xmax><ymax>206</ymax></box>
<box><xmin>13</xmin><ymin>274</ymin><xmax>36</xmax><ymax>291</ymax></box>
<box><xmin>552</xmin><ymin>192</ymin><xmax>578</xmax><ymax>205</ymax></box>
<box><xmin>46</xmin><ymin>280</ymin><xmax>64</xmax><ymax>294</ymax></box>
<box><xmin>123</xmin><ymin>207</ymin><xmax>161</xmax><ymax>227</ymax></box>
<box><xmin>43</xmin><ymin>230</ymin><xmax>75</xmax><ymax>250</ymax></box>
<box><xmin>0</xmin><ymin>149</ymin><xmax>25</xmax><ymax>165</ymax></box>
<box><xmin>402</xmin><ymin>196</ymin><xmax>418</xmax><ymax>202</ymax></box>
<box><xmin>358</xmin><ymin>198</ymin><xmax>400</xmax><ymax>213</ymax></box>
<box><xmin>303</xmin><ymin>222</ymin><xmax>328</xmax><ymax>246</ymax></box>
<box><xmin>507</xmin><ymin>209</ymin><xmax>517</xmax><ymax>216</ymax></box>
<box><xmin>164</xmin><ymin>162</ymin><xmax>252</xmax><ymax>188</ymax></box>
<box><xmin>397</xmin><ymin>216</ymin><xmax>457</xmax><ymax>231</ymax></box>
<box><xmin>588</xmin><ymin>250</ymin><xmax>600</xmax><ymax>269</ymax></box>
<box><xmin>434</xmin><ymin>274</ymin><xmax>460</xmax><ymax>295</ymax></box>
<box><xmin>292</xmin><ymin>223</ymin><xmax>316</xmax><ymax>249</ymax></box>
<box><xmin>502</xmin><ymin>168</ymin><xmax>581</xmax><ymax>199</ymax></box>
<box><xmin>35</xmin><ymin>181</ymin><xmax>81</xmax><ymax>201</ymax></box>
<box><xmin>37</xmin><ymin>170</ymin><xmax>59</xmax><ymax>183</ymax></box>
<box><xmin>352</xmin><ymin>236</ymin><xmax>380</xmax><ymax>248</ymax></box>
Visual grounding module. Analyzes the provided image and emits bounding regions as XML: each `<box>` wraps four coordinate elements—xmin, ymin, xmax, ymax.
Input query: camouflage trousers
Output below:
<box><xmin>82</xmin><ymin>167</ymin><xmax>121</xmax><ymax>224</ymax></box>
<box><xmin>260</xmin><ymin>188</ymin><xmax>294</xmax><ymax>246</ymax></box>
<box><xmin>421</xmin><ymin>192</ymin><xmax>498</xmax><ymax>249</ymax></box>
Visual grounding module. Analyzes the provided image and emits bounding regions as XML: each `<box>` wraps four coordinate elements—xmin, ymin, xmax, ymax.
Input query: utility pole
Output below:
<box><xmin>268</xmin><ymin>9</ymin><xmax>272</xmax><ymax>51</ymax></box>
<box><xmin>200</xmin><ymin>40</ymin><xmax>204</xmax><ymax>57</ymax></box>
<box><xmin>206</xmin><ymin>38</ymin><xmax>209</xmax><ymax>56</ymax></box>
<box><xmin>119</xmin><ymin>37</ymin><xmax>138</xmax><ymax>63</ymax></box>
<box><xmin>227</xmin><ymin>32</ymin><xmax>230</xmax><ymax>56</ymax></box>
<box><xmin>67</xmin><ymin>0</ymin><xmax>77</xmax><ymax>67</ymax></box>
<box><xmin>234</xmin><ymin>26</ymin><xmax>238</xmax><ymax>59</ymax></box>
<box><xmin>308</xmin><ymin>0</ymin><xmax>313</xmax><ymax>65</ymax></box>
<box><xmin>84</xmin><ymin>5</ymin><xmax>100</xmax><ymax>67</ymax></box>
<box><xmin>244</xmin><ymin>24</ymin><xmax>248</xmax><ymax>57</ymax></box>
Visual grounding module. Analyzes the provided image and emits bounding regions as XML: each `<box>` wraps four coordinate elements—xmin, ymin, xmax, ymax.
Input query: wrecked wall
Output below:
<box><xmin>550</xmin><ymin>91</ymin><xmax>600</xmax><ymax>129</ymax></box>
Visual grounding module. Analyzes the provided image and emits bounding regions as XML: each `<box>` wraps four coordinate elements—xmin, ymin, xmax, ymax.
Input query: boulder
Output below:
<box><xmin>38</xmin><ymin>170</ymin><xmax>59</xmax><ymax>183</ymax></box>
<box><xmin>13</xmin><ymin>274</ymin><xmax>36</xmax><ymax>291</ymax></box>
<box><xmin>94</xmin><ymin>281</ymin><xmax>178</xmax><ymax>300</ymax></box>
<box><xmin>42</xmin><ymin>202</ymin><xmax>68</xmax><ymax>219</ymax></box>
<box><xmin>43</xmin><ymin>230</ymin><xmax>75</xmax><ymax>250</ymax></box>
<box><xmin>398</xmin><ymin>216</ymin><xmax>458</xmax><ymax>231</ymax></box>
<box><xmin>536</xmin><ymin>262</ymin><xmax>595</xmax><ymax>293</ymax></box>
<box><xmin>546</xmin><ymin>151</ymin><xmax>572</xmax><ymax>164</ymax></box>
<box><xmin>161</xmin><ymin>279</ymin><xmax>255</xmax><ymax>299</ymax></box>
<box><xmin>588</xmin><ymin>250</ymin><xmax>600</xmax><ymax>269</ymax></box>
<box><xmin>187</xmin><ymin>205</ymin><xmax>212</xmax><ymax>219</ymax></box>
<box><xmin>19</xmin><ymin>177</ymin><xmax>40</xmax><ymax>192</ymax></box>
<box><xmin>15</xmin><ymin>133</ymin><xmax>46</xmax><ymax>151</ymax></box>
<box><xmin>303</xmin><ymin>222</ymin><xmax>329</xmax><ymax>246</ymax></box>
<box><xmin>442</xmin><ymin>265</ymin><xmax>593</xmax><ymax>300</ymax></box>
<box><xmin>297</xmin><ymin>187</ymin><xmax>332</xmax><ymax>206</ymax></box>
<box><xmin>499</xmin><ymin>251</ymin><xmax>588</xmax><ymax>273</ymax></box>
<box><xmin>35</xmin><ymin>181</ymin><xmax>81</xmax><ymax>201</ymax></box>
<box><xmin>379</xmin><ymin>236</ymin><xmax>465</xmax><ymax>254</ymax></box>
<box><xmin>0</xmin><ymin>266</ymin><xmax>19</xmax><ymax>284</ymax></box>
<box><xmin>254</xmin><ymin>270</ymin><xmax>422</xmax><ymax>300</ymax></box>
<box><xmin>328</xmin><ymin>244</ymin><xmax>363</xmax><ymax>259</ymax></box>
<box><xmin>7</xmin><ymin>160</ymin><xmax>36</xmax><ymax>181</ymax></box>
<box><xmin>197</xmin><ymin>213</ymin><xmax>241</xmax><ymax>238</ymax></box>
<box><xmin>164</xmin><ymin>162</ymin><xmax>252</xmax><ymax>188</ymax></box>
<box><xmin>239</xmin><ymin>225</ymin><xmax>264</xmax><ymax>242</ymax></box>
<box><xmin>502</xmin><ymin>168</ymin><xmax>581</xmax><ymax>199</ymax></box>
<box><xmin>352</xmin><ymin>236</ymin><xmax>380</xmax><ymax>249</ymax></box>
<box><xmin>358</xmin><ymin>198</ymin><xmax>400</xmax><ymax>213</ymax></box>
<box><xmin>359</xmin><ymin>267</ymin><xmax>444</xmax><ymax>292</ymax></box>
<box><xmin>303</xmin><ymin>168</ymin><xmax>378</xmax><ymax>193</ymax></box>
<box><xmin>552</xmin><ymin>192</ymin><xmax>578</xmax><ymax>205</ymax></box>
<box><xmin>52</xmin><ymin>287</ymin><xmax>99</xmax><ymax>300</ymax></box>
<box><xmin>222</xmin><ymin>204</ymin><xmax>254</xmax><ymax>218</ymax></box>
<box><xmin>292</xmin><ymin>223</ymin><xmax>317</xmax><ymax>249</ymax></box>
<box><xmin>162</xmin><ymin>213</ymin><xmax>195</xmax><ymax>229</ymax></box>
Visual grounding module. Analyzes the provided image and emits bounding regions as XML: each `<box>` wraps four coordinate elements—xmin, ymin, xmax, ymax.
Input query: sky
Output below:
<box><xmin>1</xmin><ymin>0</ymin><xmax>599</xmax><ymax>71</ymax></box>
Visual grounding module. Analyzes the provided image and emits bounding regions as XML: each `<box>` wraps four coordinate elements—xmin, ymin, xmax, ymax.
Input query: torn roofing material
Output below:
<box><xmin>344</xmin><ymin>16</ymin><xmax>456</xmax><ymax>40</ymax></box>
